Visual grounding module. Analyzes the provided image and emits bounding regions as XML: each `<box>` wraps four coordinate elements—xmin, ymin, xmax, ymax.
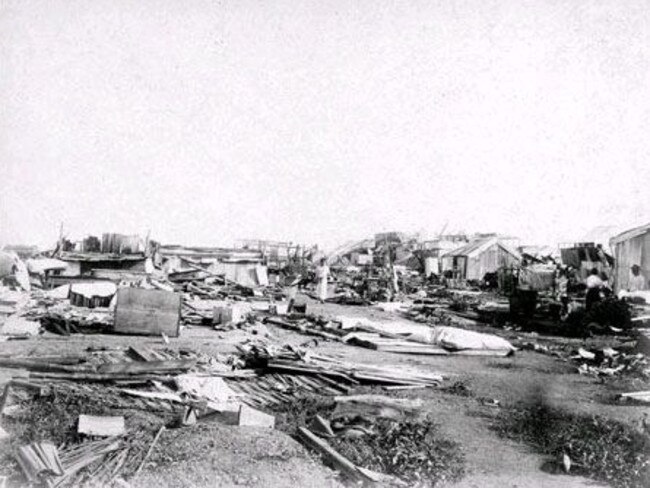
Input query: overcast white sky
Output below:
<box><xmin>1</xmin><ymin>0</ymin><xmax>649</xmax><ymax>250</ymax></box>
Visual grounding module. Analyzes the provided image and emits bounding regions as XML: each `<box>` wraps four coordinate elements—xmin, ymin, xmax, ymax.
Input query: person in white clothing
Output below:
<box><xmin>630</xmin><ymin>265</ymin><xmax>647</xmax><ymax>292</ymax></box>
<box><xmin>315</xmin><ymin>258</ymin><xmax>330</xmax><ymax>303</ymax></box>
<box><xmin>585</xmin><ymin>268</ymin><xmax>603</xmax><ymax>311</ymax></box>
<box><xmin>585</xmin><ymin>268</ymin><xmax>603</xmax><ymax>290</ymax></box>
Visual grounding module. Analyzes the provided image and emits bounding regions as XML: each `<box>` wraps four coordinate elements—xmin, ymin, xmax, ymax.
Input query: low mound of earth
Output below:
<box><xmin>132</xmin><ymin>422</ymin><xmax>342</xmax><ymax>488</ymax></box>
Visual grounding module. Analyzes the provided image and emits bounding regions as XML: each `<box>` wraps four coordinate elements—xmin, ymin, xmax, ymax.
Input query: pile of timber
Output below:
<box><xmin>226</xmin><ymin>373</ymin><xmax>350</xmax><ymax>408</ymax></box>
<box><xmin>265</xmin><ymin>316</ymin><xmax>514</xmax><ymax>357</ymax></box>
<box><xmin>238</xmin><ymin>344</ymin><xmax>444</xmax><ymax>387</ymax></box>
<box><xmin>14</xmin><ymin>434</ymin><xmax>126</xmax><ymax>487</ymax></box>
<box><xmin>0</xmin><ymin>347</ymin><xmax>202</xmax><ymax>383</ymax></box>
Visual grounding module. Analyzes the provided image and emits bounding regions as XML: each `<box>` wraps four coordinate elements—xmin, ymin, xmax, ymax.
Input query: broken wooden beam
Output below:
<box><xmin>132</xmin><ymin>426</ymin><xmax>165</xmax><ymax>478</ymax></box>
<box><xmin>97</xmin><ymin>359</ymin><xmax>196</xmax><ymax>375</ymax></box>
<box><xmin>297</xmin><ymin>427</ymin><xmax>364</xmax><ymax>482</ymax></box>
<box><xmin>0</xmin><ymin>358</ymin><xmax>84</xmax><ymax>373</ymax></box>
<box><xmin>264</xmin><ymin>317</ymin><xmax>343</xmax><ymax>342</ymax></box>
<box><xmin>15</xmin><ymin>442</ymin><xmax>64</xmax><ymax>483</ymax></box>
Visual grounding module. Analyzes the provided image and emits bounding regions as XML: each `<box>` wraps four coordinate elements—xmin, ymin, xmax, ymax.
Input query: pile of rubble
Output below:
<box><xmin>0</xmin><ymin>340</ymin><xmax>452</xmax><ymax>486</ymax></box>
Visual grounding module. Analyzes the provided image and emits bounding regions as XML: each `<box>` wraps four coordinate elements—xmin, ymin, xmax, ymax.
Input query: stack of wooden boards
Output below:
<box><xmin>238</xmin><ymin>343</ymin><xmax>445</xmax><ymax>388</ymax></box>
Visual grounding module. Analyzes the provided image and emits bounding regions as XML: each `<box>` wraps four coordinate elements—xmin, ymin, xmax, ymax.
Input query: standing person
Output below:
<box><xmin>630</xmin><ymin>264</ymin><xmax>647</xmax><ymax>292</ymax></box>
<box><xmin>556</xmin><ymin>267</ymin><xmax>569</xmax><ymax>318</ymax></box>
<box><xmin>599</xmin><ymin>271</ymin><xmax>613</xmax><ymax>298</ymax></box>
<box><xmin>585</xmin><ymin>267</ymin><xmax>603</xmax><ymax>311</ymax></box>
<box><xmin>282</xmin><ymin>262</ymin><xmax>301</xmax><ymax>313</ymax></box>
<box><xmin>316</xmin><ymin>258</ymin><xmax>330</xmax><ymax>303</ymax></box>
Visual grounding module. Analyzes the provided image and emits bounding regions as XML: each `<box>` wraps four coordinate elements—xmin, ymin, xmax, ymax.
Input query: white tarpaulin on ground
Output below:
<box><xmin>175</xmin><ymin>374</ymin><xmax>241</xmax><ymax>412</ymax></box>
<box><xmin>338</xmin><ymin>316</ymin><xmax>428</xmax><ymax>335</ymax></box>
<box><xmin>422</xmin><ymin>326</ymin><xmax>515</xmax><ymax>351</ymax></box>
<box><xmin>337</xmin><ymin>316</ymin><xmax>514</xmax><ymax>352</ymax></box>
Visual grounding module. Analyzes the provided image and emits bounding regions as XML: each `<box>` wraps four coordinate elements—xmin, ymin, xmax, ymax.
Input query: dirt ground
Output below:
<box><xmin>1</xmin><ymin>295</ymin><xmax>647</xmax><ymax>487</ymax></box>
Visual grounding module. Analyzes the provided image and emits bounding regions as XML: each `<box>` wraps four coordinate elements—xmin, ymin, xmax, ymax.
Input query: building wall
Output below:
<box><xmin>440</xmin><ymin>255</ymin><xmax>466</xmax><ymax>277</ymax></box>
<box><xmin>613</xmin><ymin>231</ymin><xmax>650</xmax><ymax>291</ymax></box>
<box><xmin>210</xmin><ymin>261</ymin><xmax>268</xmax><ymax>287</ymax></box>
<box><xmin>466</xmin><ymin>244</ymin><xmax>519</xmax><ymax>281</ymax></box>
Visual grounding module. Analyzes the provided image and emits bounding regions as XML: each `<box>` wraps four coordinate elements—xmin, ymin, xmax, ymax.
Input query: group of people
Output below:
<box><xmin>555</xmin><ymin>263</ymin><xmax>647</xmax><ymax>316</ymax></box>
<box><xmin>289</xmin><ymin>257</ymin><xmax>648</xmax><ymax>317</ymax></box>
<box><xmin>584</xmin><ymin>264</ymin><xmax>646</xmax><ymax>311</ymax></box>
<box><xmin>282</xmin><ymin>258</ymin><xmax>330</xmax><ymax>312</ymax></box>
<box><xmin>584</xmin><ymin>268</ymin><xmax>612</xmax><ymax>311</ymax></box>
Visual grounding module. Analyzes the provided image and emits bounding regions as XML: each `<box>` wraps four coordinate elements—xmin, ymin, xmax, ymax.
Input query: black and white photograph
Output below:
<box><xmin>1</xmin><ymin>1</ymin><xmax>649</xmax><ymax>487</ymax></box>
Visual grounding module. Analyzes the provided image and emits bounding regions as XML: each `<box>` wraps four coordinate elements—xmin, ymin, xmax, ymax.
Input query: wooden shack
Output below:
<box><xmin>610</xmin><ymin>222</ymin><xmax>650</xmax><ymax>292</ymax></box>
<box><xmin>440</xmin><ymin>237</ymin><xmax>520</xmax><ymax>281</ymax></box>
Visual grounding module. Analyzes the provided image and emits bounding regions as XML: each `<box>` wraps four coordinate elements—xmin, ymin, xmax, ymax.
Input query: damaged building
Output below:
<box><xmin>610</xmin><ymin>222</ymin><xmax>650</xmax><ymax>292</ymax></box>
<box><xmin>440</xmin><ymin>236</ymin><xmax>521</xmax><ymax>282</ymax></box>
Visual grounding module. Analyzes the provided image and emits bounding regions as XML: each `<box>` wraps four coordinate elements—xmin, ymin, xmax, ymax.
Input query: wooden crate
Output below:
<box><xmin>114</xmin><ymin>288</ymin><xmax>181</xmax><ymax>337</ymax></box>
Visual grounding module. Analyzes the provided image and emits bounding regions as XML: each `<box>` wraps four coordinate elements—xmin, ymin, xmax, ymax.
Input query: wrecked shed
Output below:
<box><xmin>210</xmin><ymin>260</ymin><xmax>269</xmax><ymax>287</ymax></box>
<box><xmin>55</xmin><ymin>253</ymin><xmax>147</xmax><ymax>276</ymax></box>
<box><xmin>559</xmin><ymin>243</ymin><xmax>613</xmax><ymax>281</ymax></box>
<box><xmin>440</xmin><ymin>237</ymin><xmax>520</xmax><ymax>281</ymax></box>
<box><xmin>610</xmin><ymin>222</ymin><xmax>650</xmax><ymax>292</ymax></box>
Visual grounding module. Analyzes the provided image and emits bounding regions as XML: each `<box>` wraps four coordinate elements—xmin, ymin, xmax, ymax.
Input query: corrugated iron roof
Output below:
<box><xmin>610</xmin><ymin>222</ymin><xmax>650</xmax><ymax>246</ymax></box>
<box><xmin>442</xmin><ymin>237</ymin><xmax>521</xmax><ymax>260</ymax></box>
<box><xmin>442</xmin><ymin>237</ymin><xmax>497</xmax><ymax>258</ymax></box>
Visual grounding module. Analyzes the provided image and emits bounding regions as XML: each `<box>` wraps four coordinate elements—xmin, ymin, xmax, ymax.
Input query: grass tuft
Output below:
<box><xmin>271</xmin><ymin>393</ymin><xmax>465</xmax><ymax>487</ymax></box>
<box><xmin>494</xmin><ymin>403</ymin><xmax>650</xmax><ymax>488</ymax></box>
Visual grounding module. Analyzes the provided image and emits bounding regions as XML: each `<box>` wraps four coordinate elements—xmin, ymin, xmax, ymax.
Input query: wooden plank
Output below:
<box><xmin>621</xmin><ymin>390</ymin><xmax>650</xmax><ymax>397</ymax></box>
<box><xmin>449</xmin><ymin>349</ymin><xmax>513</xmax><ymax>357</ymax></box>
<box><xmin>15</xmin><ymin>442</ymin><xmax>64</xmax><ymax>482</ymax></box>
<box><xmin>265</xmin><ymin>317</ymin><xmax>342</xmax><ymax>342</ymax></box>
<box><xmin>620</xmin><ymin>391</ymin><xmax>650</xmax><ymax>402</ymax></box>
<box><xmin>113</xmin><ymin>288</ymin><xmax>181</xmax><ymax>337</ymax></box>
<box><xmin>78</xmin><ymin>415</ymin><xmax>125</xmax><ymax>437</ymax></box>
<box><xmin>374</xmin><ymin>345</ymin><xmax>450</xmax><ymax>355</ymax></box>
<box><xmin>9</xmin><ymin>380</ymin><xmax>51</xmax><ymax>396</ymax></box>
<box><xmin>0</xmin><ymin>358</ymin><xmax>83</xmax><ymax>373</ymax></box>
<box><xmin>383</xmin><ymin>384</ymin><xmax>427</xmax><ymax>391</ymax></box>
<box><xmin>0</xmin><ymin>354</ymin><xmax>85</xmax><ymax>364</ymax></box>
<box><xmin>0</xmin><ymin>384</ymin><xmax>11</xmax><ymax>415</ymax></box>
<box><xmin>133</xmin><ymin>426</ymin><xmax>165</xmax><ymax>478</ymax></box>
<box><xmin>351</xmin><ymin>373</ymin><xmax>427</xmax><ymax>385</ymax></box>
<box><xmin>127</xmin><ymin>347</ymin><xmax>157</xmax><ymax>362</ymax></box>
<box><xmin>98</xmin><ymin>359</ymin><xmax>195</xmax><ymax>375</ymax></box>
<box><xmin>310</xmin><ymin>414</ymin><xmax>334</xmax><ymax>437</ymax></box>
<box><xmin>120</xmin><ymin>389</ymin><xmax>185</xmax><ymax>403</ymax></box>
<box><xmin>267</xmin><ymin>361</ymin><xmax>357</xmax><ymax>383</ymax></box>
<box><xmin>297</xmin><ymin>427</ymin><xmax>364</xmax><ymax>482</ymax></box>
<box><xmin>29</xmin><ymin>372</ymin><xmax>176</xmax><ymax>382</ymax></box>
